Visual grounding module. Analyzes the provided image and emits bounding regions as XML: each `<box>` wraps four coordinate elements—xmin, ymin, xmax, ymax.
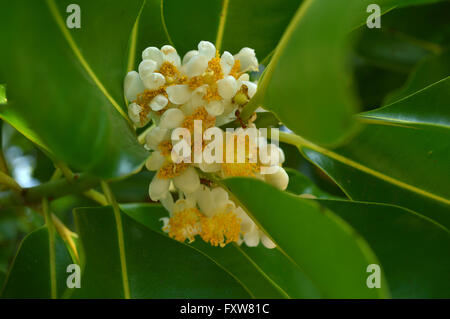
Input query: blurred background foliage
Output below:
<box><xmin>0</xmin><ymin>0</ymin><xmax>449</xmax><ymax>294</ymax></box>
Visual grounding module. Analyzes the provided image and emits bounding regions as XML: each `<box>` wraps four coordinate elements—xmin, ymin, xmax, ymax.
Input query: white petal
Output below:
<box><xmin>149</xmin><ymin>94</ymin><xmax>168</xmax><ymax>111</ymax></box>
<box><xmin>194</xmin><ymin>186</ymin><xmax>215</xmax><ymax>217</ymax></box>
<box><xmin>182</xmin><ymin>50</ymin><xmax>198</xmax><ymax>65</ymax></box>
<box><xmin>235</xmin><ymin>207</ymin><xmax>254</xmax><ymax>234</ymax></box>
<box><xmin>173</xmin><ymin>167</ymin><xmax>200</xmax><ymax>194</ymax></box>
<box><xmin>211</xmin><ymin>187</ymin><xmax>229</xmax><ymax>206</ymax></box>
<box><xmin>145</xmin><ymin>151</ymin><xmax>165</xmax><ymax>171</ymax></box>
<box><xmin>220</xmin><ymin>51</ymin><xmax>234</xmax><ymax>75</ymax></box>
<box><xmin>264</xmin><ymin>166</ymin><xmax>289</xmax><ymax>191</ymax></box>
<box><xmin>234</xmin><ymin>47</ymin><xmax>259</xmax><ymax>72</ymax></box>
<box><xmin>166</xmin><ymin>84</ymin><xmax>191</xmax><ymax>105</ymax></box>
<box><xmin>243</xmin><ymin>225</ymin><xmax>260</xmax><ymax>247</ymax></box>
<box><xmin>145</xmin><ymin>126</ymin><xmax>170</xmax><ymax>150</ymax></box>
<box><xmin>161</xmin><ymin>45</ymin><xmax>181</xmax><ymax>67</ymax></box>
<box><xmin>238</xmin><ymin>73</ymin><xmax>250</xmax><ymax>82</ymax></box>
<box><xmin>138</xmin><ymin>60</ymin><xmax>158</xmax><ymax>78</ymax></box>
<box><xmin>142</xmin><ymin>47</ymin><xmax>164</xmax><ymax>68</ymax></box>
<box><xmin>149</xmin><ymin>175</ymin><xmax>170</xmax><ymax>201</ymax></box>
<box><xmin>205</xmin><ymin>100</ymin><xmax>224</xmax><ymax>116</ymax></box>
<box><xmin>160</xmin><ymin>217</ymin><xmax>170</xmax><ymax>232</ymax></box>
<box><xmin>160</xmin><ymin>192</ymin><xmax>174</xmax><ymax>214</ymax></box>
<box><xmin>241</xmin><ymin>81</ymin><xmax>257</xmax><ymax>98</ymax></box>
<box><xmin>159</xmin><ymin>108</ymin><xmax>185</xmax><ymax>129</ymax></box>
<box><xmin>259</xmin><ymin>143</ymin><xmax>282</xmax><ymax>167</ymax></box>
<box><xmin>124</xmin><ymin>71</ymin><xmax>145</xmax><ymax>102</ymax></box>
<box><xmin>141</xmin><ymin>72</ymin><xmax>165</xmax><ymax>90</ymax></box>
<box><xmin>198</xmin><ymin>40</ymin><xmax>216</xmax><ymax>60</ymax></box>
<box><xmin>185</xmin><ymin>54</ymin><xmax>208</xmax><ymax>77</ymax></box>
<box><xmin>260</xmin><ymin>233</ymin><xmax>276</xmax><ymax>249</ymax></box>
<box><xmin>127</xmin><ymin>102</ymin><xmax>144</xmax><ymax>126</ymax></box>
<box><xmin>217</xmin><ymin>75</ymin><xmax>238</xmax><ymax>99</ymax></box>
<box><xmin>197</xmin><ymin>162</ymin><xmax>221</xmax><ymax>173</ymax></box>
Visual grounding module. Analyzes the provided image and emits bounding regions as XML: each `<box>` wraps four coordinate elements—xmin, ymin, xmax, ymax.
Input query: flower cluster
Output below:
<box><xmin>124</xmin><ymin>41</ymin><xmax>289</xmax><ymax>248</ymax></box>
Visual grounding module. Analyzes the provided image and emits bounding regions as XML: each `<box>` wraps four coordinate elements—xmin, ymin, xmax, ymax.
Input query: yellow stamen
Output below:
<box><xmin>229</xmin><ymin>60</ymin><xmax>242</xmax><ymax>79</ymax></box>
<box><xmin>182</xmin><ymin>106</ymin><xmax>216</xmax><ymax>133</ymax></box>
<box><xmin>158</xmin><ymin>140</ymin><xmax>173</xmax><ymax>157</ymax></box>
<box><xmin>157</xmin><ymin>162</ymin><xmax>189</xmax><ymax>179</ymax></box>
<box><xmin>134</xmin><ymin>88</ymin><xmax>168</xmax><ymax>123</ymax></box>
<box><xmin>221</xmin><ymin>134</ymin><xmax>260</xmax><ymax>177</ymax></box>
<box><xmin>200</xmin><ymin>211</ymin><xmax>241</xmax><ymax>247</ymax></box>
<box><xmin>166</xmin><ymin>208</ymin><xmax>203</xmax><ymax>243</ymax></box>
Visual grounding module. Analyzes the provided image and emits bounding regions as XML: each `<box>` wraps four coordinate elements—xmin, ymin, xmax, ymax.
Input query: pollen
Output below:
<box><xmin>134</xmin><ymin>88</ymin><xmax>168</xmax><ymax>123</ymax></box>
<box><xmin>159</xmin><ymin>62</ymin><xmax>179</xmax><ymax>78</ymax></box>
<box><xmin>200</xmin><ymin>211</ymin><xmax>241</xmax><ymax>247</ymax></box>
<box><xmin>221</xmin><ymin>134</ymin><xmax>260</xmax><ymax>177</ymax></box>
<box><xmin>203</xmin><ymin>85</ymin><xmax>222</xmax><ymax>102</ymax></box>
<box><xmin>182</xmin><ymin>106</ymin><xmax>216</xmax><ymax>133</ymax></box>
<box><xmin>157</xmin><ymin>162</ymin><xmax>189</xmax><ymax>179</ymax></box>
<box><xmin>229</xmin><ymin>60</ymin><xmax>242</xmax><ymax>79</ymax></box>
<box><xmin>188</xmin><ymin>76</ymin><xmax>205</xmax><ymax>90</ymax></box>
<box><xmin>208</xmin><ymin>55</ymin><xmax>223</xmax><ymax>82</ymax></box>
<box><xmin>158</xmin><ymin>140</ymin><xmax>173</xmax><ymax>157</ymax></box>
<box><xmin>166</xmin><ymin>208</ymin><xmax>203</xmax><ymax>243</ymax></box>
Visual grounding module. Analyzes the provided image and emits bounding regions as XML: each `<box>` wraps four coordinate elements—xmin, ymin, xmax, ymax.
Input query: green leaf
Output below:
<box><xmin>384</xmin><ymin>51</ymin><xmax>450</xmax><ymax>104</ymax></box>
<box><xmin>223</xmin><ymin>177</ymin><xmax>389</xmax><ymax>298</ymax></box>
<box><xmin>0</xmin><ymin>85</ymin><xmax>5</xmax><ymax>105</ymax></box>
<box><xmin>162</xmin><ymin>0</ymin><xmax>301</xmax><ymax>60</ymax></box>
<box><xmin>1</xmin><ymin>226</ymin><xmax>73</xmax><ymax>298</ymax></box>
<box><xmin>71</xmin><ymin>206</ymin><xmax>250</xmax><ymax>298</ymax></box>
<box><xmin>319</xmin><ymin>200</ymin><xmax>450</xmax><ymax>298</ymax></box>
<box><xmin>285</xmin><ymin>168</ymin><xmax>338</xmax><ymax>199</ymax></box>
<box><xmin>252</xmin><ymin>0</ymin><xmax>445</xmax><ymax>146</ymax></box>
<box><xmin>122</xmin><ymin>203</ymin><xmax>321</xmax><ymax>298</ymax></box>
<box><xmin>300</xmin><ymin>77</ymin><xmax>450</xmax><ymax>228</ymax></box>
<box><xmin>0</xmin><ymin>0</ymin><xmax>150</xmax><ymax>178</ymax></box>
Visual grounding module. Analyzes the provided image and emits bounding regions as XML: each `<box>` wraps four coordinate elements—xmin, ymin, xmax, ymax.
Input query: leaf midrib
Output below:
<box><xmin>45</xmin><ymin>0</ymin><xmax>131</xmax><ymax>126</ymax></box>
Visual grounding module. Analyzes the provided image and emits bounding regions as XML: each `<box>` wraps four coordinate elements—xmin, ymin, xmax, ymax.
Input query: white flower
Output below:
<box><xmin>145</xmin><ymin>151</ymin><xmax>166</xmax><ymax>171</ymax></box>
<box><xmin>145</xmin><ymin>126</ymin><xmax>170</xmax><ymax>150</ymax></box>
<box><xmin>184</xmin><ymin>54</ymin><xmax>208</xmax><ymax>77</ymax></box>
<box><xmin>198</xmin><ymin>40</ymin><xmax>216</xmax><ymax>60</ymax></box>
<box><xmin>149</xmin><ymin>94</ymin><xmax>168</xmax><ymax>111</ymax></box>
<box><xmin>241</xmin><ymin>80</ymin><xmax>257</xmax><ymax>98</ymax></box>
<box><xmin>161</xmin><ymin>45</ymin><xmax>181</xmax><ymax>67</ymax></box>
<box><xmin>182</xmin><ymin>50</ymin><xmax>198</xmax><ymax>65</ymax></box>
<box><xmin>127</xmin><ymin>102</ymin><xmax>146</xmax><ymax>127</ymax></box>
<box><xmin>264</xmin><ymin>166</ymin><xmax>289</xmax><ymax>191</ymax></box>
<box><xmin>234</xmin><ymin>207</ymin><xmax>276</xmax><ymax>249</ymax></box>
<box><xmin>234</xmin><ymin>47</ymin><xmax>259</xmax><ymax>72</ymax></box>
<box><xmin>166</xmin><ymin>84</ymin><xmax>191</xmax><ymax>105</ymax></box>
<box><xmin>217</xmin><ymin>75</ymin><xmax>238</xmax><ymax>99</ymax></box>
<box><xmin>124</xmin><ymin>71</ymin><xmax>145</xmax><ymax>102</ymax></box>
<box><xmin>141</xmin><ymin>72</ymin><xmax>165</xmax><ymax>90</ymax></box>
<box><xmin>220</xmin><ymin>51</ymin><xmax>234</xmax><ymax>75</ymax></box>
<box><xmin>148</xmin><ymin>166</ymin><xmax>200</xmax><ymax>201</ymax></box>
<box><xmin>159</xmin><ymin>108</ymin><xmax>185</xmax><ymax>129</ymax></box>
<box><xmin>142</xmin><ymin>47</ymin><xmax>164</xmax><ymax>68</ymax></box>
<box><xmin>205</xmin><ymin>100</ymin><xmax>225</xmax><ymax>116</ymax></box>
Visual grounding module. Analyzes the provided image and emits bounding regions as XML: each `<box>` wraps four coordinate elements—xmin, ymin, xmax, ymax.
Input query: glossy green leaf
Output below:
<box><xmin>122</xmin><ymin>203</ymin><xmax>321</xmax><ymax>298</ymax></box>
<box><xmin>351</xmin><ymin>1</ymin><xmax>450</xmax><ymax>109</ymax></box>
<box><xmin>162</xmin><ymin>0</ymin><xmax>302</xmax><ymax>60</ymax></box>
<box><xmin>71</xmin><ymin>206</ymin><xmax>250</xmax><ymax>298</ymax></box>
<box><xmin>253</xmin><ymin>0</ymin><xmax>445</xmax><ymax>146</ymax></box>
<box><xmin>300</xmin><ymin>77</ymin><xmax>450</xmax><ymax>228</ymax></box>
<box><xmin>285</xmin><ymin>168</ymin><xmax>338</xmax><ymax>199</ymax></box>
<box><xmin>1</xmin><ymin>226</ymin><xmax>73</xmax><ymax>298</ymax></box>
<box><xmin>384</xmin><ymin>51</ymin><xmax>450</xmax><ymax>104</ymax></box>
<box><xmin>223</xmin><ymin>177</ymin><xmax>389</xmax><ymax>298</ymax></box>
<box><xmin>0</xmin><ymin>0</ymin><xmax>149</xmax><ymax>178</ymax></box>
<box><xmin>319</xmin><ymin>200</ymin><xmax>450</xmax><ymax>298</ymax></box>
